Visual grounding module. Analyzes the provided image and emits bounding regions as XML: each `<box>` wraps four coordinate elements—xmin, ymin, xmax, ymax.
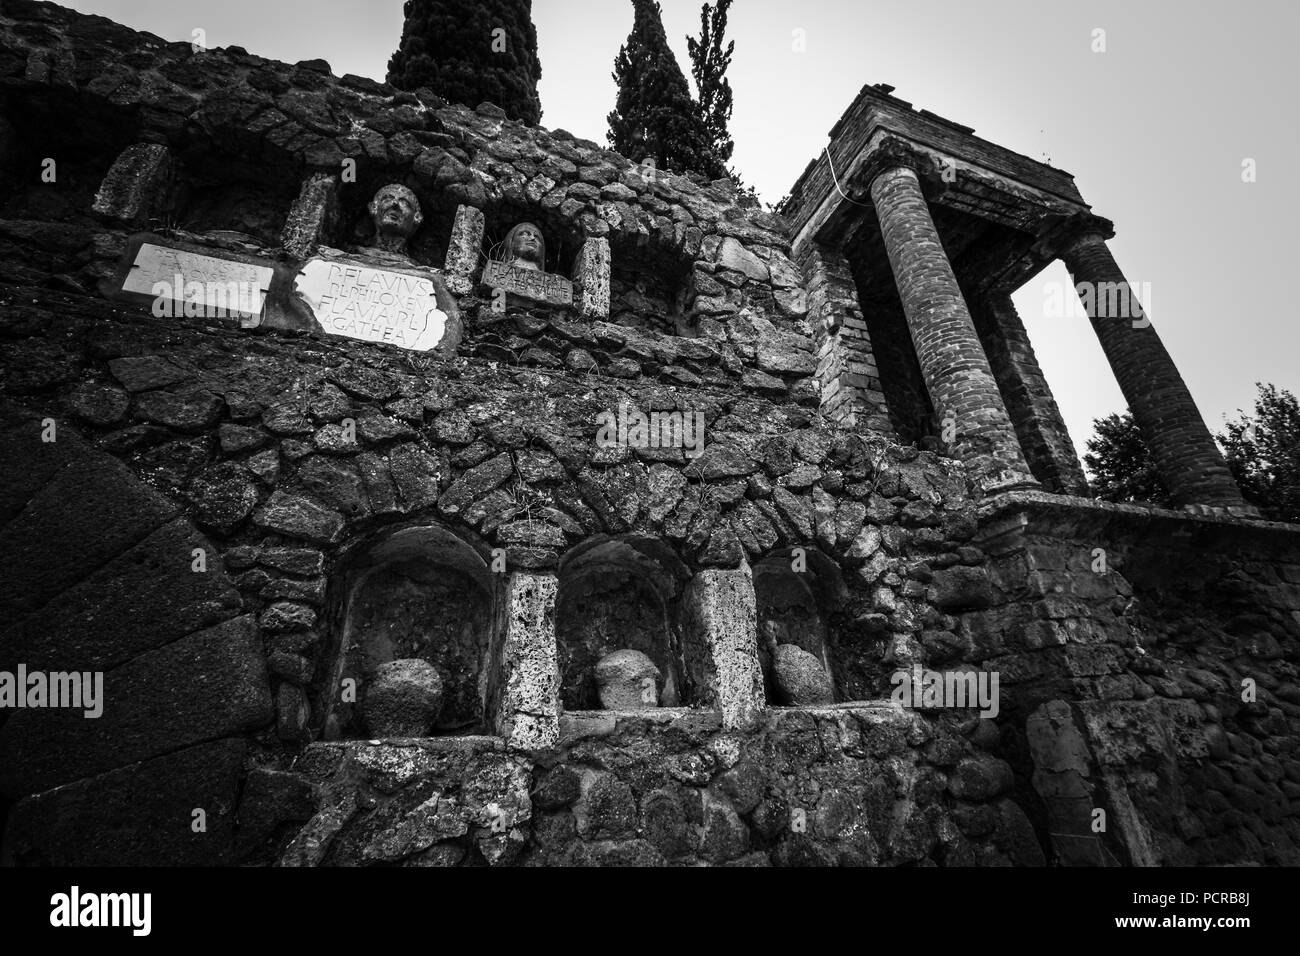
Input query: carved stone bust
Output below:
<box><xmin>500</xmin><ymin>221</ymin><xmax>545</xmax><ymax>271</ymax></box>
<box><xmin>479</xmin><ymin>220</ymin><xmax>573</xmax><ymax>307</ymax></box>
<box><xmin>367</xmin><ymin>183</ymin><xmax>423</xmax><ymax>257</ymax></box>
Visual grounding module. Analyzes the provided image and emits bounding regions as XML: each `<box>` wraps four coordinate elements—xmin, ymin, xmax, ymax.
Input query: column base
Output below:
<box><xmin>973</xmin><ymin>466</ymin><xmax>1041</xmax><ymax>497</ymax></box>
<box><xmin>1181</xmin><ymin>502</ymin><xmax>1263</xmax><ymax>520</ymax></box>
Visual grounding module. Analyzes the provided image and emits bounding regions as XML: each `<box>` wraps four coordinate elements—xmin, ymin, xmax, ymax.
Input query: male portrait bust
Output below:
<box><xmin>367</xmin><ymin>183</ymin><xmax>423</xmax><ymax>257</ymax></box>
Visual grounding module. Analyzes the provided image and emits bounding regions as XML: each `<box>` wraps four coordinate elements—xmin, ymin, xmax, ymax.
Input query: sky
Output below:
<box><xmin>66</xmin><ymin>0</ymin><xmax>1300</xmax><ymax>458</ymax></box>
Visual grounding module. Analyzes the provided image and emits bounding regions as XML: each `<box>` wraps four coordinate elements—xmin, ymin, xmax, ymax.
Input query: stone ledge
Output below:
<box><xmin>977</xmin><ymin>488</ymin><xmax>1300</xmax><ymax>556</ymax></box>
<box><xmin>559</xmin><ymin>707</ymin><xmax>722</xmax><ymax>742</ymax></box>
<box><xmin>556</xmin><ymin>699</ymin><xmax>918</xmax><ymax>743</ymax></box>
<box><xmin>310</xmin><ymin>735</ymin><xmax>506</xmax><ymax>755</ymax></box>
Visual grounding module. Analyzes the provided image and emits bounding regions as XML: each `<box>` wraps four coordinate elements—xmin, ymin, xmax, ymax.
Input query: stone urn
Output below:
<box><xmin>363</xmin><ymin>659</ymin><xmax>444</xmax><ymax>737</ymax></box>
<box><xmin>594</xmin><ymin>649</ymin><xmax>661</xmax><ymax>710</ymax></box>
<box><xmin>772</xmin><ymin>644</ymin><xmax>834</xmax><ymax>705</ymax></box>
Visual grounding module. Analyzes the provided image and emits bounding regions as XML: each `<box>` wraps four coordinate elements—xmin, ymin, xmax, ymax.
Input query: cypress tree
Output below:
<box><xmin>687</xmin><ymin>0</ymin><xmax>735</xmax><ymax>179</ymax></box>
<box><xmin>387</xmin><ymin>0</ymin><xmax>542</xmax><ymax>125</ymax></box>
<box><xmin>607</xmin><ymin>0</ymin><xmax>715</xmax><ymax>179</ymax></box>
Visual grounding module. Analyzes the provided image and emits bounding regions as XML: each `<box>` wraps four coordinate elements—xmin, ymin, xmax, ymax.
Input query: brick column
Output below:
<box><xmin>1060</xmin><ymin>233</ymin><xmax>1249</xmax><ymax>509</ymax></box>
<box><xmin>975</xmin><ymin>292</ymin><xmax>1090</xmax><ymax>495</ymax></box>
<box><xmin>796</xmin><ymin>242</ymin><xmax>893</xmax><ymax>434</ymax></box>
<box><xmin>869</xmin><ymin>165</ymin><xmax>1036</xmax><ymax>490</ymax></box>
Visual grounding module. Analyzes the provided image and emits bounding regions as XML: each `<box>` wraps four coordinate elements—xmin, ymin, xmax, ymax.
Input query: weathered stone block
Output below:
<box><xmin>280</xmin><ymin>172</ymin><xmax>339</xmax><ymax>260</ymax></box>
<box><xmin>681</xmin><ymin>568</ymin><xmax>764</xmax><ymax>730</ymax></box>
<box><xmin>0</xmin><ymin>615</ymin><xmax>272</xmax><ymax>795</ymax></box>
<box><xmin>2</xmin><ymin>738</ymin><xmax>245</xmax><ymax>866</ymax></box>
<box><xmin>92</xmin><ymin>142</ymin><xmax>173</xmax><ymax>226</ymax></box>
<box><xmin>495</xmin><ymin>572</ymin><xmax>561</xmax><ymax>749</ymax></box>
<box><xmin>443</xmin><ymin>203</ymin><xmax>485</xmax><ymax>295</ymax></box>
<box><xmin>574</xmin><ymin>235</ymin><xmax>610</xmax><ymax>319</ymax></box>
<box><xmin>0</xmin><ymin>517</ymin><xmax>240</xmax><ymax>672</ymax></box>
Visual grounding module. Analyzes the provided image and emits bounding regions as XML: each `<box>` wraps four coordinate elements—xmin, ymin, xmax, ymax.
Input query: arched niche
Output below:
<box><xmin>320</xmin><ymin>522</ymin><xmax>502</xmax><ymax>738</ymax></box>
<box><xmin>331</xmin><ymin>173</ymin><xmax>456</xmax><ymax>266</ymax></box>
<box><xmin>608</xmin><ymin>227</ymin><xmax>692</xmax><ymax>336</ymax></box>
<box><xmin>480</xmin><ymin>202</ymin><xmax>586</xmax><ymax>281</ymax></box>
<box><xmin>753</xmin><ymin>548</ymin><xmax>848</xmax><ymax>704</ymax></box>
<box><xmin>0</xmin><ymin>92</ymin><xmax>140</xmax><ymax>225</ymax></box>
<box><xmin>555</xmin><ymin>535</ymin><xmax>692</xmax><ymax>711</ymax></box>
<box><xmin>168</xmin><ymin>129</ymin><xmax>311</xmax><ymax>247</ymax></box>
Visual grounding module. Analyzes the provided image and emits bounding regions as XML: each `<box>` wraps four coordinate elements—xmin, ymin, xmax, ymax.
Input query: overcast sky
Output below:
<box><xmin>67</xmin><ymin>0</ymin><xmax>1299</xmax><ymax>457</ymax></box>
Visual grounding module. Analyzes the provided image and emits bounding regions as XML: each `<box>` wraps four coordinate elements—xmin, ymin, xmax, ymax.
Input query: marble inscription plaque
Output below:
<box><xmin>294</xmin><ymin>259</ymin><xmax>449</xmax><ymax>352</ymax></box>
<box><xmin>123</xmin><ymin>242</ymin><xmax>273</xmax><ymax>320</ymax></box>
<box><xmin>481</xmin><ymin>261</ymin><xmax>573</xmax><ymax>307</ymax></box>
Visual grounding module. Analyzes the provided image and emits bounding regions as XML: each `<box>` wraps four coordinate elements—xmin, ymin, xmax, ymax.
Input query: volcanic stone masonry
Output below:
<box><xmin>0</xmin><ymin>1</ymin><xmax>1298</xmax><ymax>868</ymax></box>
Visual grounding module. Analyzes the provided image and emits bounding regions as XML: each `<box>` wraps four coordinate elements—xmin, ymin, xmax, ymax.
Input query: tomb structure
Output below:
<box><xmin>0</xmin><ymin>3</ymin><xmax>1297</xmax><ymax>870</ymax></box>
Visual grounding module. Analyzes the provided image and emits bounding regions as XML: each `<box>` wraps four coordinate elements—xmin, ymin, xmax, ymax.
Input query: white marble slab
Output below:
<box><xmin>294</xmin><ymin>258</ymin><xmax>449</xmax><ymax>352</ymax></box>
<box><xmin>123</xmin><ymin>242</ymin><xmax>272</xmax><ymax>322</ymax></box>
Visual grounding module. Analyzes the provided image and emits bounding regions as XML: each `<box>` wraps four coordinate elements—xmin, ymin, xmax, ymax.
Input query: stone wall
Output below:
<box><xmin>1</xmin><ymin>0</ymin><xmax>1299</xmax><ymax>869</ymax></box>
<box><xmin>971</xmin><ymin>495</ymin><xmax>1300</xmax><ymax>865</ymax></box>
<box><xmin>0</xmin><ymin>280</ymin><xmax>1007</xmax><ymax>865</ymax></box>
<box><xmin>0</xmin><ymin>0</ymin><xmax>816</xmax><ymax>406</ymax></box>
<box><xmin>261</xmin><ymin>706</ymin><xmax>1041</xmax><ymax>868</ymax></box>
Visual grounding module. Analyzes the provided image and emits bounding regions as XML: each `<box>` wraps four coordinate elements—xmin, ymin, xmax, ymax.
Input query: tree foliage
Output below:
<box><xmin>1083</xmin><ymin>384</ymin><xmax>1300</xmax><ymax>522</ymax></box>
<box><xmin>1082</xmin><ymin>411</ymin><xmax>1174</xmax><ymax>507</ymax></box>
<box><xmin>686</xmin><ymin>0</ymin><xmax>736</xmax><ymax>177</ymax></box>
<box><xmin>1220</xmin><ymin>383</ymin><xmax>1300</xmax><ymax>522</ymax></box>
<box><xmin>387</xmin><ymin>0</ymin><xmax>542</xmax><ymax>125</ymax></box>
<box><xmin>607</xmin><ymin>0</ymin><xmax>719</xmax><ymax>179</ymax></box>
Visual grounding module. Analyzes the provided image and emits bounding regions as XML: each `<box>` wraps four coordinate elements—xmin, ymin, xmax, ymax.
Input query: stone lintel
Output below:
<box><xmin>794</xmin><ymin>128</ymin><xmax>1091</xmax><ymax>253</ymax></box>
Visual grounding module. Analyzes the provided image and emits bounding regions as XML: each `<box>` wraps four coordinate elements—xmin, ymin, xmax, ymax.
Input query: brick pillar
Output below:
<box><xmin>494</xmin><ymin>571</ymin><xmax>560</xmax><ymax>749</ymax></box>
<box><xmin>869</xmin><ymin>166</ymin><xmax>1036</xmax><ymax>490</ymax></box>
<box><xmin>1060</xmin><ymin>233</ymin><xmax>1249</xmax><ymax>509</ymax></box>
<box><xmin>975</xmin><ymin>292</ymin><xmax>1090</xmax><ymax>495</ymax></box>
<box><xmin>796</xmin><ymin>241</ymin><xmax>893</xmax><ymax>434</ymax></box>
